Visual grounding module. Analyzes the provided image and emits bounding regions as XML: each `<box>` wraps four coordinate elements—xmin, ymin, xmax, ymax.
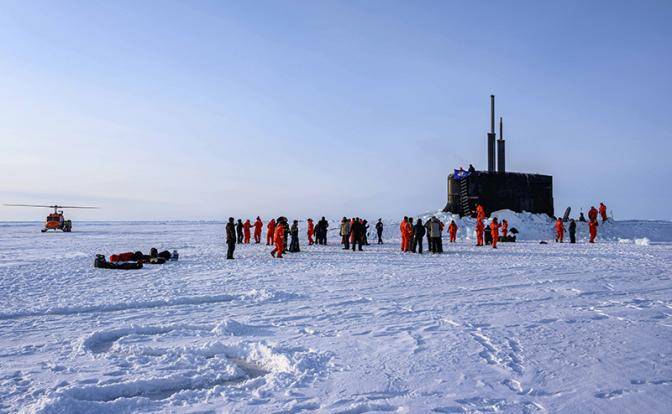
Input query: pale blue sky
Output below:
<box><xmin>1</xmin><ymin>0</ymin><xmax>671</xmax><ymax>221</ymax></box>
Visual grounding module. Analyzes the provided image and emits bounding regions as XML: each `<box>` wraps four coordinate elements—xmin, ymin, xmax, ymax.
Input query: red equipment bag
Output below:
<box><xmin>109</xmin><ymin>252</ymin><xmax>135</xmax><ymax>262</ymax></box>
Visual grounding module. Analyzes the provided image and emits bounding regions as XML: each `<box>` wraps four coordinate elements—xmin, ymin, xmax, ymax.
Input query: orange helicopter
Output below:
<box><xmin>4</xmin><ymin>204</ymin><xmax>98</xmax><ymax>232</ymax></box>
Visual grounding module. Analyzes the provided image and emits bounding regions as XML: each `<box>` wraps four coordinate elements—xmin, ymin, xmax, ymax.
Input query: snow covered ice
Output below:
<box><xmin>1</xmin><ymin>214</ymin><xmax>672</xmax><ymax>413</ymax></box>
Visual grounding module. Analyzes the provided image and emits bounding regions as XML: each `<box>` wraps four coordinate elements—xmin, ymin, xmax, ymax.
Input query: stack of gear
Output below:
<box><xmin>500</xmin><ymin>227</ymin><xmax>518</xmax><ymax>242</ymax></box>
<box><xmin>94</xmin><ymin>254</ymin><xmax>143</xmax><ymax>270</ymax></box>
<box><xmin>95</xmin><ymin>248</ymin><xmax>178</xmax><ymax>269</ymax></box>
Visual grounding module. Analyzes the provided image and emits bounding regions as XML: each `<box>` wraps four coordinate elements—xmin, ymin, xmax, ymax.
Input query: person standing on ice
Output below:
<box><xmin>413</xmin><ymin>218</ymin><xmax>426</xmax><ymax>254</ymax></box>
<box><xmin>243</xmin><ymin>219</ymin><xmax>252</xmax><ymax>244</ymax></box>
<box><xmin>271</xmin><ymin>218</ymin><xmax>286</xmax><ymax>257</ymax></box>
<box><xmin>236</xmin><ymin>219</ymin><xmax>244</xmax><ymax>244</ymax></box>
<box><xmin>475</xmin><ymin>219</ymin><xmax>485</xmax><ymax>246</ymax></box>
<box><xmin>501</xmin><ymin>219</ymin><xmax>509</xmax><ymax>239</ymax></box>
<box><xmin>588</xmin><ymin>206</ymin><xmax>598</xmax><ymax>223</ymax></box>
<box><xmin>490</xmin><ymin>217</ymin><xmax>501</xmax><ymax>249</ymax></box>
<box><xmin>266</xmin><ymin>218</ymin><xmax>276</xmax><ymax>246</ymax></box>
<box><xmin>362</xmin><ymin>219</ymin><xmax>370</xmax><ymax>245</ymax></box>
<box><xmin>406</xmin><ymin>217</ymin><xmax>415</xmax><ymax>252</ymax></box>
<box><xmin>555</xmin><ymin>218</ymin><xmax>565</xmax><ymax>243</ymax></box>
<box><xmin>317</xmin><ymin>217</ymin><xmax>329</xmax><ymax>245</ymax></box>
<box><xmin>407</xmin><ymin>217</ymin><xmax>416</xmax><ymax>252</ymax></box>
<box><xmin>400</xmin><ymin>217</ymin><xmax>408</xmax><ymax>252</ymax></box>
<box><xmin>350</xmin><ymin>218</ymin><xmax>364</xmax><ymax>251</ymax></box>
<box><xmin>429</xmin><ymin>217</ymin><xmax>444</xmax><ymax>253</ymax></box>
<box><xmin>589</xmin><ymin>218</ymin><xmax>598</xmax><ymax>243</ymax></box>
<box><xmin>569</xmin><ymin>219</ymin><xmax>577</xmax><ymax>243</ymax></box>
<box><xmin>253</xmin><ymin>217</ymin><xmax>263</xmax><ymax>244</ymax></box>
<box><xmin>289</xmin><ymin>220</ymin><xmax>300</xmax><ymax>252</ymax></box>
<box><xmin>375</xmin><ymin>219</ymin><xmax>384</xmax><ymax>244</ymax></box>
<box><xmin>226</xmin><ymin>217</ymin><xmax>236</xmax><ymax>260</ymax></box>
<box><xmin>448</xmin><ymin>220</ymin><xmax>458</xmax><ymax>243</ymax></box>
<box><xmin>599</xmin><ymin>202</ymin><xmax>608</xmax><ymax>222</ymax></box>
<box><xmin>476</xmin><ymin>204</ymin><xmax>486</xmax><ymax>221</ymax></box>
<box><xmin>283</xmin><ymin>218</ymin><xmax>290</xmax><ymax>253</ymax></box>
<box><xmin>314</xmin><ymin>218</ymin><xmax>322</xmax><ymax>245</ymax></box>
<box><xmin>307</xmin><ymin>218</ymin><xmax>314</xmax><ymax>245</ymax></box>
<box><xmin>424</xmin><ymin>218</ymin><xmax>432</xmax><ymax>251</ymax></box>
<box><xmin>578</xmin><ymin>212</ymin><xmax>586</xmax><ymax>222</ymax></box>
<box><xmin>340</xmin><ymin>217</ymin><xmax>351</xmax><ymax>250</ymax></box>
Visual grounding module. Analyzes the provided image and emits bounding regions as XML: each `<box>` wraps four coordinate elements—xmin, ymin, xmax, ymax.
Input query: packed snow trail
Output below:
<box><xmin>1</xmin><ymin>219</ymin><xmax>671</xmax><ymax>413</ymax></box>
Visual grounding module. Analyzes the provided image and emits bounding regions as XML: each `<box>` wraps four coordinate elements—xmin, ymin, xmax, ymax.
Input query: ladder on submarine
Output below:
<box><xmin>459</xmin><ymin>177</ymin><xmax>471</xmax><ymax>216</ymax></box>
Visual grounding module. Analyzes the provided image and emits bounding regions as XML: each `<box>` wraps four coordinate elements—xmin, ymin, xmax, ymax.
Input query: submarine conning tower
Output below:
<box><xmin>443</xmin><ymin>95</ymin><xmax>554</xmax><ymax>218</ymax></box>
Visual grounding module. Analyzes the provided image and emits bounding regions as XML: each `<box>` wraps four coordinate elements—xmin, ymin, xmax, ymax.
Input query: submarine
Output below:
<box><xmin>443</xmin><ymin>95</ymin><xmax>554</xmax><ymax>217</ymax></box>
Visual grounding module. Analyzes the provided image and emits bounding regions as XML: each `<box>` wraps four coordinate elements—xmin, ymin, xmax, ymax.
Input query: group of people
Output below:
<box><xmin>307</xmin><ymin>217</ymin><xmax>330</xmax><ymax>245</ymax></box>
<box><xmin>338</xmin><ymin>217</ymin><xmax>371</xmax><ymax>251</ymax></box>
<box><xmin>336</xmin><ymin>217</ymin><xmax>387</xmax><ymax>250</ymax></box>
<box><xmin>472</xmin><ymin>204</ymin><xmax>511</xmax><ymax>249</ymax></box>
<box><xmin>399</xmin><ymin>216</ymin><xmax>457</xmax><ymax>254</ymax></box>
<box><xmin>230</xmin><ymin>218</ymin><xmax>265</xmax><ymax>245</ymax></box>
<box><xmin>225</xmin><ymin>216</ymin><xmax>384</xmax><ymax>259</ymax></box>
<box><xmin>224</xmin><ymin>201</ymin><xmax>610</xmax><ymax>259</ymax></box>
<box><xmin>398</xmin><ymin>206</ymin><xmax>516</xmax><ymax>252</ymax></box>
<box><xmin>555</xmin><ymin>202</ymin><xmax>608</xmax><ymax>244</ymax></box>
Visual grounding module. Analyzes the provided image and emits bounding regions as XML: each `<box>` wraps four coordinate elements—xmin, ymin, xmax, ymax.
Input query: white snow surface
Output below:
<box><xmin>1</xmin><ymin>213</ymin><xmax>672</xmax><ymax>413</ymax></box>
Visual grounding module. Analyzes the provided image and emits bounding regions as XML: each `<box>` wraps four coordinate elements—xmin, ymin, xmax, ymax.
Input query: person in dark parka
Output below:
<box><xmin>236</xmin><ymin>219</ymin><xmax>244</xmax><ymax>244</ymax></box>
<box><xmin>226</xmin><ymin>217</ymin><xmax>236</xmax><ymax>259</ymax></box>
<box><xmin>317</xmin><ymin>217</ymin><xmax>329</xmax><ymax>245</ymax></box>
<box><xmin>289</xmin><ymin>220</ymin><xmax>300</xmax><ymax>252</ymax></box>
<box><xmin>351</xmin><ymin>218</ymin><xmax>364</xmax><ymax>251</ymax></box>
<box><xmin>375</xmin><ymin>219</ymin><xmax>384</xmax><ymax>244</ymax></box>
<box><xmin>413</xmin><ymin>218</ymin><xmax>426</xmax><ymax>254</ymax></box>
<box><xmin>569</xmin><ymin>219</ymin><xmax>577</xmax><ymax>244</ymax></box>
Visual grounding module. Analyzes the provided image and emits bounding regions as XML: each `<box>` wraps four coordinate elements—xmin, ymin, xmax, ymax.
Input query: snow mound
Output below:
<box><xmin>635</xmin><ymin>238</ymin><xmax>650</xmax><ymax>246</ymax></box>
<box><xmin>78</xmin><ymin>324</ymin><xmax>204</xmax><ymax>355</ymax></box>
<box><xmin>211</xmin><ymin>319</ymin><xmax>270</xmax><ymax>336</ymax></box>
<box><xmin>78</xmin><ymin>320</ymin><xmax>273</xmax><ymax>355</ymax></box>
<box><xmin>26</xmin><ymin>327</ymin><xmax>331</xmax><ymax>414</ymax></box>
<box><xmin>408</xmin><ymin>209</ymin><xmax>672</xmax><ymax>242</ymax></box>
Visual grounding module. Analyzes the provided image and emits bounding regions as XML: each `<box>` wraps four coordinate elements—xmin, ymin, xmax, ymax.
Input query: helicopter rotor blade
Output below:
<box><xmin>4</xmin><ymin>204</ymin><xmax>56</xmax><ymax>208</ymax></box>
<box><xmin>55</xmin><ymin>206</ymin><xmax>99</xmax><ymax>209</ymax></box>
<box><xmin>4</xmin><ymin>204</ymin><xmax>99</xmax><ymax>209</ymax></box>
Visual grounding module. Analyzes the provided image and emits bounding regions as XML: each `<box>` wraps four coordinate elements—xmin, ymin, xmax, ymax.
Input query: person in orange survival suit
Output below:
<box><xmin>490</xmin><ymin>217</ymin><xmax>501</xmax><ymax>249</ymax></box>
<box><xmin>475</xmin><ymin>219</ymin><xmax>485</xmax><ymax>246</ymax></box>
<box><xmin>476</xmin><ymin>204</ymin><xmax>486</xmax><ymax>221</ymax></box>
<box><xmin>253</xmin><ymin>217</ymin><xmax>263</xmax><ymax>244</ymax></box>
<box><xmin>400</xmin><ymin>216</ymin><xmax>408</xmax><ymax>252</ymax></box>
<box><xmin>599</xmin><ymin>202</ymin><xmax>608</xmax><ymax>222</ymax></box>
<box><xmin>271</xmin><ymin>218</ymin><xmax>286</xmax><ymax>257</ymax></box>
<box><xmin>589</xmin><ymin>219</ymin><xmax>598</xmax><ymax>243</ymax></box>
<box><xmin>406</xmin><ymin>217</ymin><xmax>415</xmax><ymax>252</ymax></box>
<box><xmin>555</xmin><ymin>218</ymin><xmax>565</xmax><ymax>243</ymax></box>
<box><xmin>307</xmin><ymin>218</ymin><xmax>314</xmax><ymax>245</ymax></box>
<box><xmin>501</xmin><ymin>219</ymin><xmax>509</xmax><ymax>238</ymax></box>
<box><xmin>243</xmin><ymin>219</ymin><xmax>252</xmax><ymax>244</ymax></box>
<box><xmin>588</xmin><ymin>206</ymin><xmax>598</xmax><ymax>223</ymax></box>
<box><xmin>266</xmin><ymin>218</ymin><xmax>276</xmax><ymax>246</ymax></box>
<box><xmin>448</xmin><ymin>220</ymin><xmax>458</xmax><ymax>243</ymax></box>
